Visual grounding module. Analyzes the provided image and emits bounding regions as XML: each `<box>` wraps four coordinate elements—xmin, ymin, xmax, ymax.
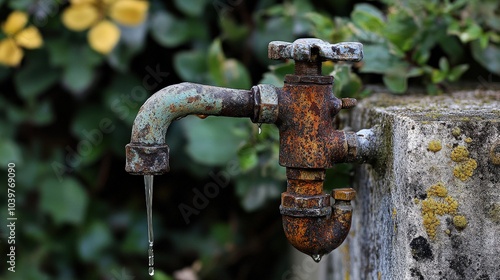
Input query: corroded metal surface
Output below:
<box><xmin>126</xmin><ymin>38</ymin><xmax>368</xmax><ymax>259</ymax></box>
<box><xmin>126</xmin><ymin>82</ymin><xmax>254</xmax><ymax>174</ymax></box>
<box><xmin>282</xmin><ymin>203</ymin><xmax>353</xmax><ymax>256</ymax></box>
<box><xmin>277</xmin><ymin>76</ymin><xmax>346</xmax><ymax>169</ymax></box>
<box><xmin>280</xmin><ymin>168</ymin><xmax>356</xmax><ymax>256</ymax></box>
<box><xmin>269</xmin><ymin>38</ymin><xmax>364</xmax><ymax>258</ymax></box>
<box><xmin>251</xmin><ymin>84</ymin><xmax>280</xmax><ymax>123</ymax></box>
<box><xmin>125</xmin><ymin>144</ymin><xmax>169</xmax><ymax>175</ymax></box>
<box><xmin>269</xmin><ymin>38</ymin><xmax>363</xmax><ymax>63</ymax></box>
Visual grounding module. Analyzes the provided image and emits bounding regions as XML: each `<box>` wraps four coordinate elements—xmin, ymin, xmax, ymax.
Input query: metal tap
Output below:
<box><xmin>125</xmin><ymin>38</ymin><xmax>370</xmax><ymax>261</ymax></box>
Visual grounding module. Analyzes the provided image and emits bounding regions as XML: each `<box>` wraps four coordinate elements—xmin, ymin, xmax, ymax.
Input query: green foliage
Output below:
<box><xmin>0</xmin><ymin>0</ymin><xmax>498</xmax><ymax>280</ymax></box>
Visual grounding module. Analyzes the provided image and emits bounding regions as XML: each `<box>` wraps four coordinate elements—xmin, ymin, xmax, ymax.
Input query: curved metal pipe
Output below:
<box><xmin>282</xmin><ymin>198</ymin><xmax>353</xmax><ymax>257</ymax></box>
<box><xmin>125</xmin><ymin>82</ymin><xmax>261</xmax><ymax>175</ymax></box>
<box><xmin>280</xmin><ymin>169</ymin><xmax>355</xmax><ymax>259</ymax></box>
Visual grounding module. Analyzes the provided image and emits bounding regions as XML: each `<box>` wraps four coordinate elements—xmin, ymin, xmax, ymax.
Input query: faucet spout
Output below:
<box><xmin>125</xmin><ymin>82</ymin><xmax>260</xmax><ymax>175</ymax></box>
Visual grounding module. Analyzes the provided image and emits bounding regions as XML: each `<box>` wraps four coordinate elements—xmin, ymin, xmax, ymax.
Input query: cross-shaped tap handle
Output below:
<box><xmin>268</xmin><ymin>38</ymin><xmax>363</xmax><ymax>63</ymax></box>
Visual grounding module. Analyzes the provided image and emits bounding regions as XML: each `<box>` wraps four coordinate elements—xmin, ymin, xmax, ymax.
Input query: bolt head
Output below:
<box><xmin>333</xmin><ymin>188</ymin><xmax>356</xmax><ymax>201</ymax></box>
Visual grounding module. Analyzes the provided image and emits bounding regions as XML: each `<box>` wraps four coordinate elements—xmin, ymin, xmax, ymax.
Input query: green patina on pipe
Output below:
<box><xmin>130</xmin><ymin>82</ymin><xmax>254</xmax><ymax>145</ymax></box>
<box><xmin>125</xmin><ymin>82</ymin><xmax>257</xmax><ymax>174</ymax></box>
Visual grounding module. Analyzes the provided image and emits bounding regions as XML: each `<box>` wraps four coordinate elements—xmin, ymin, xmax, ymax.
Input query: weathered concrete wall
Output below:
<box><xmin>324</xmin><ymin>90</ymin><xmax>500</xmax><ymax>280</ymax></box>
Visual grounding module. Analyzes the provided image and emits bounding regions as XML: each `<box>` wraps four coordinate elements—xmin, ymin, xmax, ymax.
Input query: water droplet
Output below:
<box><xmin>197</xmin><ymin>114</ymin><xmax>208</xmax><ymax>119</ymax></box>
<box><xmin>258</xmin><ymin>123</ymin><xmax>262</xmax><ymax>135</ymax></box>
<box><xmin>144</xmin><ymin>175</ymin><xmax>154</xmax><ymax>276</ymax></box>
<box><xmin>311</xmin><ymin>254</ymin><xmax>322</xmax><ymax>263</ymax></box>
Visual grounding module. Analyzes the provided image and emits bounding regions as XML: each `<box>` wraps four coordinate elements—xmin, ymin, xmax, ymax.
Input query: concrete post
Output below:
<box><xmin>323</xmin><ymin>90</ymin><xmax>500</xmax><ymax>279</ymax></box>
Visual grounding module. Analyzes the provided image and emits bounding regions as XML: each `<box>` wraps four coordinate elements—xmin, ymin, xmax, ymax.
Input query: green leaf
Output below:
<box><xmin>259</xmin><ymin>72</ymin><xmax>283</xmax><ymax>87</ymax></box>
<box><xmin>459</xmin><ymin>23</ymin><xmax>482</xmax><ymax>43</ymax></box>
<box><xmin>438</xmin><ymin>36</ymin><xmax>463</xmax><ymax>64</ymax></box>
<box><xmin>62</xmin><ymin>63</ymin><xmax>95</xmax><ymax>95</ymax></box>
<box><xmin>40</xmin><ymin>177</ymin><xmax>88</xmax><ymax>225</ymax></box>
<box><xmin>70</xmin><ymin>106</ymin><xmax>113</xmax><ymax>165</ymax></box>
<box><xmin>174</xmin><ymin>51</ymin><xmax>208</xmax><ymax>83</ymax></box>
<box><xmin>220</xmin><ymin>18</ymin><xmax>250</xmax><ymax>42</ymax></box>
<box><xmin>207</xmin><ymin>39</ymin><xmax>225</xmax><ymax>85</ymax></box>
<box><xmin>235</xmin><ymin>174</ymin><xmax>281</xmax><ymax>211</ymax></box>
<box><xmin>174</xmin><ymin>0</ymin><xmax>208</xmax><ymax>16</ymax></box>
<box><xmin>182</xmin><ymin>116</ymin><xmax>249</xmax><ymax>166</ymax></box>
<box><xmin>351</xmin><ymin>3</ymin><xmax>385</xmax><ymax>34</ymax></box>
<box><xmin>431</xmin><ymin>69</ymin><xmax>447</xmax><ymax>84</ymax></box>
<box><xmin>238</xmin><ymin>145</ymin><xmax>258</xmax><ymax>172</ymax></box>
<box><xmin>383</xmin><ymin>74</ymin><xmax>408</xmax><ymax>93</ymax></box>
<box><xmin>438</xmin><ymin>57</ymin><xmax>449</xmax><ymax>73</ymax></box>
<box><xmin>471</xmin><ymin>41</ymin><xmax>500</xmax><ymax>75</ymax></box>
<box><xmin>384</xmin><ymin>13</ymin><xmax>418</xmax><ymax>51</ymax></box>
<box><xmin>150</xmin><ymin>11</ymin><xmax>190</xmax><ymax>47</ymax></box>
<box><xmin>304</xmin><ymin>12</ymin><xmax>335</xmax><ymax>41</ymax></box>
<box><xmin>210</xmin><ymin>223</ymin><xmax>233</xmax><ymax>246</ymax></box>
<box><xmin>103</xmin><ymin>73</ymin><xmax>146</xmax><ymax>126</ymax></box>
<box><xmin>14</xmin><ymin>51</ymin><xmax>59</xmax><ymax>101</ymax></box>
<box><xmin>448</xmin><ymin>64</ymin><xmax>469</xmax><ymax>82</ymax></box>
<box><xmin>251</xmin><ymin>17</ymin><xmax>294</xmax><ymax>65</ymax></box>
<box><xmin>361</xmin><ymin>44</ymin><xmax>408</xmax><ymax>74</ymax></box>
<box><xmin>121</xmin><ymin>218</ymin><xmax>147</xmax><ymax>253</ymax></box>
<box><xmin>78</xmin><ymin>221</ymin><xmax>112</xmax><ymax>262</ymax></box>
<box><xmin>153</xmin><ymin>271</ymin><xmax>174</xmax><ymax>280</ymax></box>
<box><xmin>207</xmin><ymin>39</ymin><xmax>251</xmax><ymax>89</ymax></box>
<box><xmin>30</xmin><ymin>100</ymin><xmax>54</xmax><ymax>125</ymax></box>
<box><xmin>220</xmin><ymin>59</ymin><xmax>251</xmax><ymax>89</ymax></box>
<box><xmin>0</xmin><ymin>138</ymin><xmax>22</xmax><ymax>167</ymax></box>
<box><xmin>8</xmin><ymin>0</ymin><xmax>31</xmax><ymax>9</ymax></box>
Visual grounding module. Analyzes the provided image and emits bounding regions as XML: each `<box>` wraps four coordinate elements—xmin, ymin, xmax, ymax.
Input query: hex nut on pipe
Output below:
<box><xmin>252</xmin><ymin>84</ymin><xmax>279</xmax><ymax>124</ymax></box>
<box><xmin>333</xmin><ymin>188</ymin><xmax>356</xmax><ymax>201</ymax></box>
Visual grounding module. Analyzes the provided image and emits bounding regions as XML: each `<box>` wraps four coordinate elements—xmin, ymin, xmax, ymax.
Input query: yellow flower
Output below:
<box><xmin>61</xmin><ymin>0</ymin><xmax>149</xmax><ymax>54</ymax></box>
<box><xmin>88</xmin><ymin>20</ymin><xmax>120</xmax><ymax>54</ymax></box>
<box><xmin>0</xmin><ymin>11</ymin><xmax>43</xmax><ymax>67</ymax></box>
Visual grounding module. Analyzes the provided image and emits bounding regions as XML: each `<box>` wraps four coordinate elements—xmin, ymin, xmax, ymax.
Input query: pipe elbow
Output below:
<box><xmin>281</xmin><ymin>188</ymin><xmax>355</xmax><ymax>259</ymax></box>
<box><xmin>125</xmin><ymin>82</ymin><xmax>256</xmax><ymax>175</ymax></box>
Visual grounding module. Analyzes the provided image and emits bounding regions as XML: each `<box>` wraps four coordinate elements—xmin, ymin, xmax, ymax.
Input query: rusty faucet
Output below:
<box><xmin>126</xmin><ymin>38</ymin><xmax>372</xmax><ymax>262</ymax></box>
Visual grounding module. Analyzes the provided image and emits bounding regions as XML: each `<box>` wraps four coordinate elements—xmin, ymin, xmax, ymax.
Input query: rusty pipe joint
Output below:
<box><xmin>251</xmin><ymin>84</ymin><xmax>279</xmax><ymax>124</ymax></box>
<box><xmin>281</xmin><ymin>180</ymin><xmax>356</xmax><ymax>259</ymax></box>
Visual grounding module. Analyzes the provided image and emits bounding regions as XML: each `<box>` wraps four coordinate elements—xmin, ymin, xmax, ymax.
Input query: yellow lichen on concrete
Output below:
<box><xmin>453</xmin><ymin>215</ymin><xmax>468</xmax><ymax>230</ymax></box>
<box><xmin>451</xmin><ymin>146</ymin><xmax>469</xmax><ymax>162</ymax></box>
<box><xmin>453</xmin><ymin>158</ymin><xmax>478</xmax><ymax>181</ymax></box>
<box><xmin>427</xmin><ymin>140</ymin><xmax>442</xmax><ymax>152</ymax></box>
<box><xmin>427</xmin><ymin>182</ymin><xmax>448</xmax><ymax>197</ymax></box>
<box><xmin>464</xmin><ymin>137</ymin><xmax>473</xmax><ymax>143</ymax></box>
<box><xmin>452</xmin><ymin>127</ymin><xmax>461</xmax><ymax>137</ymax></box>
<box><xmin>421</xmin><ymin>183</ymin><xmax>459</xmax><ymax>239</ymax></box>
<box><xmin>450</xmin><ymin>145</ymin><xmax>477</xmax><ymax>181</ymax></box>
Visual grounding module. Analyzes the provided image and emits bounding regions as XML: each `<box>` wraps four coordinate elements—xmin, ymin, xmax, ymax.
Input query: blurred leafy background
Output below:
<box><xmin>0</xmin><ymin>0</ymin><xmax>498</xmax><ymax>279</ymax></box>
